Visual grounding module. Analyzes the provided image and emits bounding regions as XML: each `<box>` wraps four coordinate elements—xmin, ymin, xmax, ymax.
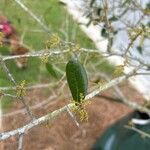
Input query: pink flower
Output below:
<box><xmin>2</xmin><ymin>23</ymin><xmax>12</xmax><ymax>35</ymax></box>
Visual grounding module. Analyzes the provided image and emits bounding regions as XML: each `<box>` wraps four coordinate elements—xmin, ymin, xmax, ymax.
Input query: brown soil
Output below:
<box><xmin>0</xmin><ymin>82</ymin><xmax>144</xmax><ymax>150</ymax></box>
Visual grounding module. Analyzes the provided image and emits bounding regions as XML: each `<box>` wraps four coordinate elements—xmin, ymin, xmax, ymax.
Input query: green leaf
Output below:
<box><xmin>109</xmin><ymin>16</ymin><xmax>118</xmax><ymax>22</ymax></box>
<box><xmin>146</xmin><ymin>2</ymin><xmax>150</xmax><ymax>9</ymax></box>
<box><xmin>137</xmin><ymin>46</ymin><xmax>143</xmax><ymax>54</ymax></box>
<box><xmin>66</xmin><ymin>58</ymin><xmax>88</xmax><ymax>103</ymax></box>
<box><xmin>46</xmin><ymin>62</ymin><xmax>58</xmax><ymax>79</ymax></box>
<box><xmin>148</xmin><ymin>21</ymin><xmax>150</xmax><ymax>27</ymax></box>
<box><xmin>101</xmin><ymin>28</ymin><xmax>108</xmax><ymax>38</ymax></box>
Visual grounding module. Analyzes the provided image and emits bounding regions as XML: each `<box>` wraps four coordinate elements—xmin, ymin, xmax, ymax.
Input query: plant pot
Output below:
<box><xmin>92</xmin><ymin>111</ymin><xmax>150</xmax><ymax>150</ymax></box>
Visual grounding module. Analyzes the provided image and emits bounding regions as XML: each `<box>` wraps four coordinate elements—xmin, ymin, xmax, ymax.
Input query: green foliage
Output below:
<box><xmin>0</xmin><ymin>0</ymin><xmax>95</xmax><ymax>84</ymax></box>
<box><xmin>101</xmin><ymin>28</ymin><xmax>108</xmax><ymax>38</ymax></box>
<box><xmin>0</xmin><ymin>0</ymin><xmax>114</xmax><ymax>109</ymax></box>
<box><xmin>137</xmin><ymin>46</ymin><xmax>143</xmax><ymax>54</ymax></box>
<box><xmin>146</xmin><ymin>2</ymin><xmax>150</xmax><ymax>9</ymax></box>
<box><xmin>66</xmin><ymin>58</ymin><xmax>88</xmax><ymax>103</ymax></box>
<box><xmin>109</xmin><ymin>16</ymin><xmax>118</xmax><ymax>22</ymax></box>
<box><xmin>0</xmin><ymin>0</ymin><xmax>95</xmax><ymax>87</ymax></box>
<box><xmin>46</xmin><ymin>62</ymin><xmax>58</xmax><ymax>79</ymax></box>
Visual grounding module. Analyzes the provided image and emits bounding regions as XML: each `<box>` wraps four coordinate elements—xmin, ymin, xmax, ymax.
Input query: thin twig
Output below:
<box><xmin>14</xmin><ymin>0</ymin><xmax>50</xmax><ymax>33</ymax></box>
<box><xmin>125</xmin><ymin>125</ymin><xmax>150</xmax><ymax>138</ymax></box>
<box><xmin>0</xmin><ymin>56</ymin><xmax>34</xmax><ymax>120</ymax></box>
<box><xmin>1</xmin><ymin>68</ymin><xmax>150</xmax><ymax>141</ymax></box>
<box><xmin>18</xmin><ymin>133</ymin><xmax>24</xmax><ymax>150</ymax></box>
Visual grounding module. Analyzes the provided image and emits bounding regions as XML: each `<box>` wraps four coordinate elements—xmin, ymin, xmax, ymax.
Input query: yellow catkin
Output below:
<box><xmin>16</xmin><ymin>80</ymin><xmax>27</xmax><ymax>97</ymax></box>
<box><xmin>46</xmin><ymin>34</ymin><xmax>61</xmax><ymax>49</ymax></box>
<box><xmin>40</xmin><ymin>53</ymin><xmax>49</xmax><ymax>64</ymax></box>
<box><xmin>113</xmin><ymin>65</ymin><xmax>124</xmax><ymax>77</ymax></box>
<box><xmin>70</xmin><ymin>44</ymin><xmax>80</xmax><ymax>52</ymax></box>
<box><xmin>70</xmin><ymin>94</ymin><xmax>91</xmax><ymax>122</ymax></box>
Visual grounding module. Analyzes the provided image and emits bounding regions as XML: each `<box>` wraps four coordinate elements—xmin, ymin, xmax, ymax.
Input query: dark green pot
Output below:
<box><xmin>92</xmin><ymin>111</ymin><xmax>150</xmax><ymax>150</ymax></box>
